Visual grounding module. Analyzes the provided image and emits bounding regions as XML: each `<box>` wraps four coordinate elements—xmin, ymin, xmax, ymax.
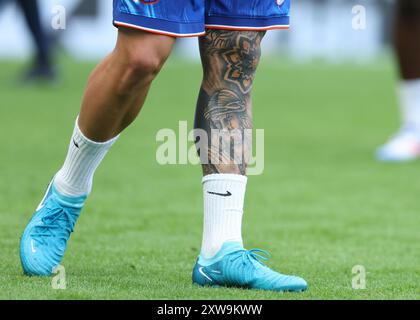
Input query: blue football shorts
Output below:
<box><xmin>113</xmin><ymin>0</ymin><xmax>290</xmax><ymax>37</ymax></box>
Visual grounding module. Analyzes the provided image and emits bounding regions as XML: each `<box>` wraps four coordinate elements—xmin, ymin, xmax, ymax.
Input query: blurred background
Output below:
<box><xmin>0</xmin><ymin>0</ymin><xmax>395</xmax><ymax>63</ymax></box>
<box><xmin>1</xmin><ymin>0</ymin><xmax>419</xmax><ymax>300</ymax></box>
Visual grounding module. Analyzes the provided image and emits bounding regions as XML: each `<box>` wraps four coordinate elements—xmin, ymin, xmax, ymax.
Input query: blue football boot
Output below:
<box><xmin>193</xmin><ymin>242</ymin><xmax>308</xmax><ymax>292</ymax></box>
<box><xmin>20</xmin><ymin>181</ymin><xmax>86</xmax><ymax>276</ymax></box>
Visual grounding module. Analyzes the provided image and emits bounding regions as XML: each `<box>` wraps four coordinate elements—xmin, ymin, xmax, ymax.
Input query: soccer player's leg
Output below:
<box><xmin>377</xmin><ymin>0</ymin><xmax>420</xmax><ymax>162</ymax></box>
<box><xmin>192</xmin><ymin>28</ymin><xmax>307</xmax><ymax>292</ymax></box>
<box><xmin>20</xmin><ymin>28</ymin><xmax>175</xmax><ymax>276</ymax></box>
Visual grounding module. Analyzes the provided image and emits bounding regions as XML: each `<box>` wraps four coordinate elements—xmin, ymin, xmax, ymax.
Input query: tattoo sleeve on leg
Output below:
<box><xmin>194</xmin><ymin>30</ymin><xmax>265</xmax><ymax>176</ymax></box>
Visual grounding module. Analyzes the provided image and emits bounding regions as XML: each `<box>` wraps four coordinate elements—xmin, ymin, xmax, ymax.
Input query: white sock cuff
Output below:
<box><xmin>202</xmin><ymin>174</ymin><xmax>247</xmax><ymax>217</ymax></box>
<box><xmin>53</xmin><ymin>118</ymin><xmax>119</xmax><ymax>197</ymax></box>
<box><xmin>74</xmin><ymin>117</ymin><xmax>119</xmax><ymax>148</ymax></box>
<box><xmin>202</xmin><ymin>174</ymin><xmax>248</xmax><ymax>185</ymax></box>
<box><xmin>399</xmin><ymin>79</ymin><xmax>420</xmax><ymax>92</ymax></box>
<box><xmin>398</xmin><ymin>80</ymin><xmax>420</xmax><ymax>121</ymax></box>
<box><xmin>200</xmin><ymin>173</ymin><xmax>247</xmax><ymax>258</ymax></box>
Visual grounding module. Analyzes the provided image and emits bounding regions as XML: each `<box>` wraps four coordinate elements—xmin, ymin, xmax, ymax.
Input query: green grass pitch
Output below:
<box><xmin>0</xmin><ymin>56</ymin><xmax>419</xmax><ymax>300</ymax></box>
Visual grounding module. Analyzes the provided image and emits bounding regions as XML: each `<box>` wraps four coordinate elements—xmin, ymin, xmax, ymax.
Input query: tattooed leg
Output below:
<box><xmin>195</xmin><ymin>30</ymin><xmax>265</xmax><ymax>176</ymax></box>
<box><xmin>193</xmin><ymin>30</ymin><xmax>308</xmax><ymax>292</ymax></box>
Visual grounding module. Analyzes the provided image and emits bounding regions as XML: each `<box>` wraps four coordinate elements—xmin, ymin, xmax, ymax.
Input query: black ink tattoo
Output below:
<box><xmin>194</xmin><ymin>30</ymin><xmax>265</xmax><ymax>176</ymax></box>
<box><xmin>222</xmin><ymin>34</ymin><xmax>262</xmax><ymax>94</ymax></box>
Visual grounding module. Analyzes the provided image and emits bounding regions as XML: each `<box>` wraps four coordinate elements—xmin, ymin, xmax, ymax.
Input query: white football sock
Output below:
<box><xmin>53</xmin><ymin>118</ymin><xmax>119</xmax><ymax>197</ymax></box>
<box><xmin>399</xmin><ymin>79</ymin><xmax>420</xmax><ymax>129</ymax></box>
<box><xmin>200</xmin><ymin>174</ymin><xmax>247</xmax><ymax>259</ymax></box>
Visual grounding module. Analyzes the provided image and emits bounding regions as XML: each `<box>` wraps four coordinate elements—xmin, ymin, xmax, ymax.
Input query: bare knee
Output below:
<box><xmin>124</xmin><ymin>54</ymin><xmax>165</xmax><ymax>84</ymax></box>
<box><xmin>115</xmin><ymin>28</ymin><xmax>174</xmax><ymax>94</ymax></box>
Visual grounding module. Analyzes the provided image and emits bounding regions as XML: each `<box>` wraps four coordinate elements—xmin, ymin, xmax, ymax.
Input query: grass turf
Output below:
<box><xmin>0</xmin><ymin>56</ymin><xmax>419</xmax><ymax>300</ymax></box>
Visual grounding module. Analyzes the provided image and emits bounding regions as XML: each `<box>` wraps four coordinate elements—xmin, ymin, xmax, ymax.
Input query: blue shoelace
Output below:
<box><xmin>232</xmin><ymin>248</ymin><xmax>272</xmax><ymax>267</ymax></box>
<box><xmin>32</xmin><ymin>199</ymin><xmax>76</xmax><ymax>245</ymax></box>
